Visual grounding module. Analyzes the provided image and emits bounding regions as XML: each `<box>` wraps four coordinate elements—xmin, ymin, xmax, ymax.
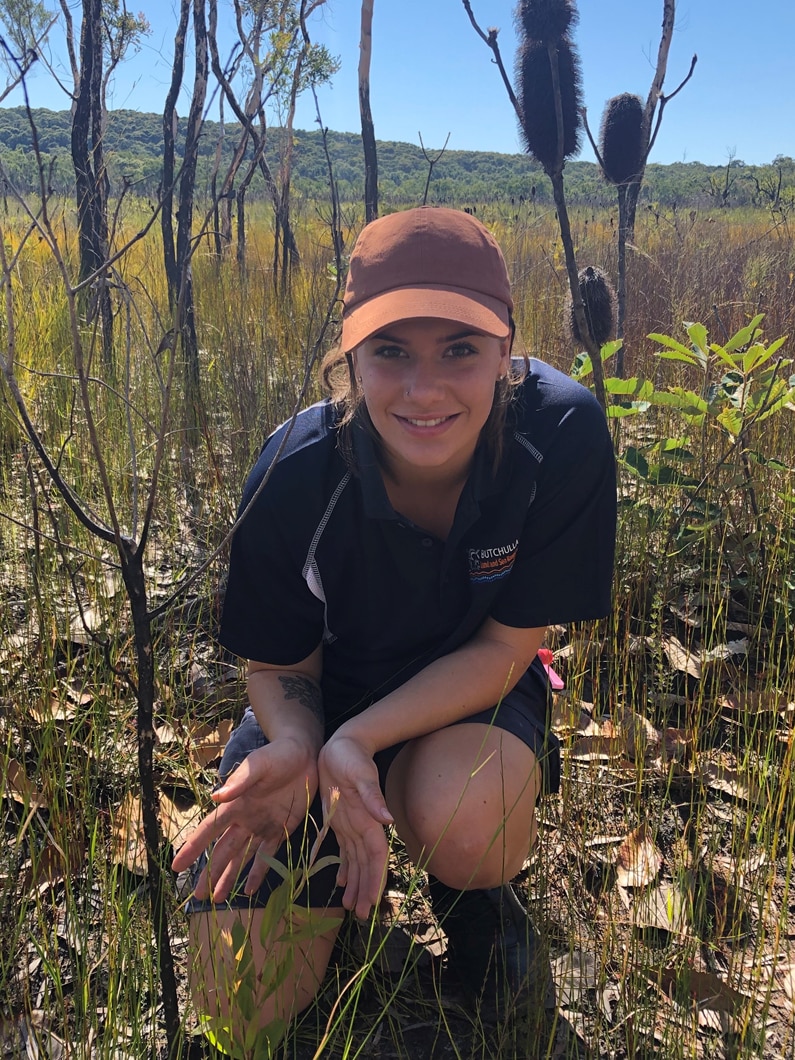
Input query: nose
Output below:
<box><xmin>403</xmin><ymin>360</ymin><xmax>445</xmax><ymax>403</ymax></box>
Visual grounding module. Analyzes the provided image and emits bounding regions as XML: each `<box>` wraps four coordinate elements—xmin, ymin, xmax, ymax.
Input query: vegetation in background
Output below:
<box><xmin>0</xmin><ymin>106</ymin><xmax>793</xmax><ymax>208</ymax></box>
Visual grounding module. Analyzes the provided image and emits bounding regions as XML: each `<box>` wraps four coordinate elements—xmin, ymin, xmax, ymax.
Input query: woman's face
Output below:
<box><xmin>352</xmin><ymin>317</ymin><xmax>510</xmax><ymax>484</ymax></box>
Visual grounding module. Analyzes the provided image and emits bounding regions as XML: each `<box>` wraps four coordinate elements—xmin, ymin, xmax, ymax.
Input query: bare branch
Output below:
<box><xmin>580</xmin><ymin>107</ymin><xmax>607</xmax><ymax>173</ymax></box>
<box><xmin>646</xmin><ymin>53</ymin><xmax>698</xmax><ymax>157</ymax></box>
<box><xmin>419</xmin><ymin>130</ymin><xmax>450</xmax><ymax>204</ymax></box>
<box><xmin>461</xmin><ymin>0</ymin><xmax>521</xmax><ymax>121</ymax></box>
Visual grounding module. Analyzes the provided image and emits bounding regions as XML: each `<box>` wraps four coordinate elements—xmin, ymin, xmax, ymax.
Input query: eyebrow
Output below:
<box><xmin>371</xmin><ymin>328</ymin><xmax>482</xmax><ymax>344</ymax></box>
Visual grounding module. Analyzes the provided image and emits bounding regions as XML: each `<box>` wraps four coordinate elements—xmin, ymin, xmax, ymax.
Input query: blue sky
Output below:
<box><xmin>6</xmin><ymin>0</ymin><xmax>794</xmax><ymax>166</ymax></box>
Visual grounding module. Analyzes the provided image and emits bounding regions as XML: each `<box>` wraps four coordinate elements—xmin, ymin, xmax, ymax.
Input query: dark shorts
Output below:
<box><xmin>185</xmin><ymin>659</ymin><xmax>559</xmax><ymax>914</ymax></box>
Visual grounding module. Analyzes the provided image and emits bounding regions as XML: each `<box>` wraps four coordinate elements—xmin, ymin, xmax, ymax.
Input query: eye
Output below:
<box><xmin>445</xmin><ymin>342</ymin><xmax>479</xmax><ymax>359</ymax></box>
<box><xmin>372</xmin><ymin>344</ymin><xmax>406</xmax><ymax>359</ymax></box>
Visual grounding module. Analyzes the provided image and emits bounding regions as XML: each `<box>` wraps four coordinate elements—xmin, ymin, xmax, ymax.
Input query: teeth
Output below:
<box><xmin>405</xmin><ymin>416</ymin><xmax>448</xmax><ymax>427</ymax></box>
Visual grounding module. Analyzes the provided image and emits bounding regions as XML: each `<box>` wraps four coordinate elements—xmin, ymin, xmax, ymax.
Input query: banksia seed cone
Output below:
<box><xmin>516</xmin><ymin>37</ymin><xmax>582</xmax><ymax>173</ymax></box>
<box><xmin>566</xmin><ymin>266</ymin><xmax>616</xmax><ymax>347</ymax></box>
<box><xmin>516</xmin><ymin>0</ymin><xmax>577</xmax><ymax>44</ymax></box>
<box><xmin>599</xmin><ymin>93</ymin><xmax>645</xmax><ymax>185</ymax></box>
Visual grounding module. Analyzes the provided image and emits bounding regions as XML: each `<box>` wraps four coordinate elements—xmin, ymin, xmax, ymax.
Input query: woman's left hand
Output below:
<box><xmin>317</xmin><ymin>734</ymin><xmax>394</xmax><ymax>919</ymax></box>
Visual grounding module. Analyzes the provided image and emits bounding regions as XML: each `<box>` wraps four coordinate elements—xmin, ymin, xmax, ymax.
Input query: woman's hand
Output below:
<box><xmin>318</xmin><ymin>734</ymin><xmax>393</xmax><ymax>919</ymax></box>
<box><xmin>172</xmin><ymin>736</ymin><xmax>319</xmax><ymax>901</ymax></box>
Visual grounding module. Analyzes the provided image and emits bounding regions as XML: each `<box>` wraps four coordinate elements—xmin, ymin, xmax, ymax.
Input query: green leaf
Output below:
<box><xmin>755</xmin><ymin>384</ymin><xmax>795</xmax><ymax>422</ymax></box>
<box><xmin>605</xmin><ymin>376</ymin><xmax>642</xmax><ymax>395</ymax></box>
<box><xmin>258</xmin><ymin>881</ymin><xmax>292</xmax><ymax>948</ymax></box>
<box><xmin>747</xmin><ymin>450</ymin><xmax>789</xmax><ymax>470</ymax></box>
<box><xmin>724</xmin><ymin>313</ymin><xmax>765</xmax><ymax>352</ymax></box>
<box><xmin>648</xmin><ymin>331</ymin><xmax>701</xmax><ymax>362</ymax></box>
<box><xmin>657</xmin><ymin>350</ymin><xmax>701</xmax><ymax>366</ymax></box>
<box><xmin>606</xmin><ymin>402</ymin><xmax>650</xmax><ymax>417</ymax></box>
<box><xmin>709</xmin><ymin>342</ymin><xmax>741</xmax><ymax>371</ymax></box>
<box><xmin>620</xmin><ymin>447</ymin><xmax>650</xmax><ymax>478</ymax></box>
<box><xmin>685</xmin><ymin>322</ymin><xmax>709</xmax><ymax>357</ymax></box>
<box><xmin>569</xmin><ymin>340</ymin><xmax>620</xmax><ymax>381</ymax></box>
<box><xmin>254</xmin><ymin>854</ymin><xmax>291</xmax><ymax>881</ymax></box>
<box><xmin>716</xmin><ymin>407</ymin><xmax>743</xmax><ymax>438</ymax></box>
<box><xmin>655</xmin><ymin>436</ymin><xmax>693</xmax><ymax>456</ymax></box>
<box><xmin>306</xmin><ymin>854</ymin><xmax>342</xmax><ymax>877</ymax></box>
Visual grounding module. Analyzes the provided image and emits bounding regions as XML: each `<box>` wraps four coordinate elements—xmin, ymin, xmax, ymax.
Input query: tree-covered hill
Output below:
<box><xmin>0</xmin><ymin>106</ymin><xmax>792</xmax><ymax>208</ymax></box>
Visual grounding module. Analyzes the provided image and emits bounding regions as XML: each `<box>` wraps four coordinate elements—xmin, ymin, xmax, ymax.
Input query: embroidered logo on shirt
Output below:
<box><xmin>468</xmin><ymin>540</ymin><xmax>518</xmax><ymax>583</ymax></box>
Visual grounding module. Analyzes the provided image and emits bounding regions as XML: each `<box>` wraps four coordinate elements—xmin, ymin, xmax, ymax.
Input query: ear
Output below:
<box><xmin>497</xmin><ymin>336</ymin><xmax>511</xmax><ymax>376</ymax></box>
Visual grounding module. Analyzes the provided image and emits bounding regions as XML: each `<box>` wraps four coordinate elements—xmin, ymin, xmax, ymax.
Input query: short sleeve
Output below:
<box><xmin>491</xmin><ymin>389</ymin><xmax>616</xmax><ymax>628</ymax></box>
<box><xmin>219</xmin><ymin>464</ymin><xmax>326</xmax><ymax>667</ymax></box>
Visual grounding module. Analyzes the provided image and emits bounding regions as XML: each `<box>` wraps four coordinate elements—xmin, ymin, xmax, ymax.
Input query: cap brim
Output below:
<box><xmin>340</xmin><ymin>284</ymin><xmax>511</xmax><ymax>352</ymax></box>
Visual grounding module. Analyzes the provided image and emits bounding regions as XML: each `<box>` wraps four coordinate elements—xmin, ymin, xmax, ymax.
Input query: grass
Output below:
<box><xmin>0</xmin><ymin>192</ymin><xmax>794</xmax><ymax>1058</ymax></box>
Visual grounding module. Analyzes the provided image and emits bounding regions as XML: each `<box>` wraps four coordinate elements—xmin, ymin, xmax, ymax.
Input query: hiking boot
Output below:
<box><xmin>429</xmin><ymin>878</ymin><xmax>556</xmax><ymax>1017</ymax></box>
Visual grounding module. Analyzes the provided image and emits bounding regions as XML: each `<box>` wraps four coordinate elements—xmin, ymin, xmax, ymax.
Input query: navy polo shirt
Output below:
<box><xmin>219</xmin><ymin>359</ymin><xmax>616</xmax><ymax>729</ymax></box>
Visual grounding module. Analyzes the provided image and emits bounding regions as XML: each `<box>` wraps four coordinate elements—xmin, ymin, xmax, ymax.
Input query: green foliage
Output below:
<box><xmin>605</xmin><ymin>316</ymin><xmax>794</xmax><ymax>622</ymax></box>
<box><xmin>0</xmin><ymin>0</ymin><xmax>52</xmax><ymax>58</ymax></box>
<box><xmin>1</xmin><ymin>107</ymin><xmax>793</xmax><ymax>206</ymax></box>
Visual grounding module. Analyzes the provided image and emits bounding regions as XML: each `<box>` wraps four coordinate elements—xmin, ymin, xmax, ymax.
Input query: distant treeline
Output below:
<box><xmin>0</xmin><ymin>107</ymin><xmax>792</xmax><ymax>209</ymax></box>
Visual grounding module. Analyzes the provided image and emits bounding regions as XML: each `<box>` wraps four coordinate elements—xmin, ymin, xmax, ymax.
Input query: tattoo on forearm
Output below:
<box><xmin>279</xmin><ymin>675</ymin><xmax>324</xmax><ymax>724</ymax></box>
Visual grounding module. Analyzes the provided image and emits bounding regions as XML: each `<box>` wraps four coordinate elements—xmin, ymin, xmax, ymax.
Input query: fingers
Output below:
<box><xmin>336</xmin><ymin>816</ymin><xmax>390</xmax><ymax>919</ymax></box>
<box><xmin>171</xmin><ymin>804</ymin><xmax>228</xmax><ymax>872</ymax></box>
<box><xmin>355</xmin><ymin>778</ymin><xmax>394</xmax><ymax>826</ymax></box>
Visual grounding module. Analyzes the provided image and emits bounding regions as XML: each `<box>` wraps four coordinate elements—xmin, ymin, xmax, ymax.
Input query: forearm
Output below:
<box><xmin>335</xmin><ymin>621</ymin><xmax>546</xmax><ymax>755</ymax></box>
<box><xmin>247</xmin><ymin>653</ymin><xmax>325</xmax><ymax>754</ymax></box>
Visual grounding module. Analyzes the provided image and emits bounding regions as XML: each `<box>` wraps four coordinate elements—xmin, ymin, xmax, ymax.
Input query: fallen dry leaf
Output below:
<box><xmin>633</xmin><ymin>880</ymin><xmax>689</xmax><ymax>934</ymax></box>
<box><xmin>551</xmin><ymin>949</ymin><xmax>599</xmax><ymax>1009</ymax></box>
<box><xmin>654</xmin><ymin>964</ymin><xmax>748</xmax><ymax>1013</ymax></box>
<box><xmin>656</xmin><ymin>635</ymin><xmax>748</xmax><ymax>680</ymax></box>
<box><xmin>702</xmin><ymin>759</ymin><xmax>761</xmax><ymax>805</ymax></box>
<box><xmin>616</xmin><ymin>709</ymin><xmax>661</xmax><ymax>761</ymax></box>
<box><xmin>615</xmin><ymin>824</ymin><xmax>663</xmax><ymax>888</ymax></box>
<box><xmin>22</xmin><ymin>828</ymin><xmax>87</xmax><ymax>893</ymax></box>
<box><xmin>659</xmin><ymin>635</ymin><xmax>703</xmax><ymax>678</ymax></box>
<box><xmin>569</xmin><ymin>735</ymin><xmax>625</xmax><ymax>762</ymax></box>
<box><xmin>550</xmin><ymin>696</ymin><xmax>593</xmax><ymax>734</ymax></box>
<box><xmin>112</xmin><ymin>791</ymin><xmax>201</xmax><ymax>874</ymax></box>
<box><xmin>189</xmin><ymin>718</ymin><xmax>235</xmax><ymax>769</ymax></box>
<box><xmin>4</xmin><ymin>759</ymin><xmax>46</xmax><ymax>808</ymax></box>
<box><xmin>661</xmin><ymin>727</ymin><xmax>694</xmax><ymax>764</ymax></box>
<box><xmin>719</xmin><ymin>691</ymin><xmax>795</xmax><ymax>716</ymax></box>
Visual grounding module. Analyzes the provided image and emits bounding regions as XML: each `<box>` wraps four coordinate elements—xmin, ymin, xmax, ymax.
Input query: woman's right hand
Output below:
<box><xmin>171</xmin><ymin>736</ymin><xmax>319</xmax><ymax>901</ymax></box>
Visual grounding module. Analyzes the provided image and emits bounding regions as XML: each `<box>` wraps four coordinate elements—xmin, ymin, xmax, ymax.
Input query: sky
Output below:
<box><xmin>4</xmin><ymin>0</ymin><xmax>794</xmax><ymax>167</ymax></box>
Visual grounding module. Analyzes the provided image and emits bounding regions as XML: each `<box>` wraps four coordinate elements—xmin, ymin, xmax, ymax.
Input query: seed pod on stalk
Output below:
<box><xmin>516</xmin><ymin>0</ymin><xmax>577</xmax><ymax>44</ymax></box>
<box><xmin>566</xmin><ymin>266</ymin><xmax>617</xmax><ymax>348</ymax></box>
<box><xmin>516</xmin><ymin>36</ymin><xmax>582</xmax><ymax>174</ymax></box>
<box><xmin>599</xmin><ymin>93</ymin><xmax>645</xmax><ymax>185</ymax></box>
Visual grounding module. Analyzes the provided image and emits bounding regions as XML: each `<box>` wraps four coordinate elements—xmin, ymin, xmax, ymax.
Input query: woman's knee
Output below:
<box><xmin>188</xmin><ymin>906</ymin><xmax>343</xmax><ymax>1034</ymax></box>
<box><xmin>386</xmin><ymin>725</ymin><xmax>540</xmax><ymax>887</ymax></box>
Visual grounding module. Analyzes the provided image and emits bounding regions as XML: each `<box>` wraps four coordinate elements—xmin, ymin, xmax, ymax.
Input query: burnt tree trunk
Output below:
<box><xmin>359</xmin><ymin>0</ymin><xmax>378</xmax><ymax>223</ymax></box>
<box><xmin>118</xmin><ymin>544</ymin><xmax>181</xmax><ymax>1059</ymax></box>
<box><xmin>176</xmin><ymin>0</ymin><xmax>209</xmax><ymax>449</ymax></box>
<box><xmin>275</xmin><ymin>50</ymin><xmax>305</xmax><ymax>292</ymax></box>
<box><xmin>161</xmin><ymin>0</ymin><xmax>190</xmax><ymax>310</ymax></box>
<box><xmin>72</xmin><ymin>0</ymin><xmax>113</xmax><ymax>366</ymax></box>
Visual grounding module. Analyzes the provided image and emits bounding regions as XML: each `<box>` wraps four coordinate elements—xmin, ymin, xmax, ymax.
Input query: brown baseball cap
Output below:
<box><xmin>340</xmin><ymin>207</ymin><xmax>513</xmax><ymax>352</ymax></box>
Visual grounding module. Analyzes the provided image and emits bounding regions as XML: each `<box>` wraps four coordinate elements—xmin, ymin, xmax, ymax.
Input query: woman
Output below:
<box><xmin>173</xmin><ymin>206</ymin><xmax>616</xmax><ymax>1043</ymax></box>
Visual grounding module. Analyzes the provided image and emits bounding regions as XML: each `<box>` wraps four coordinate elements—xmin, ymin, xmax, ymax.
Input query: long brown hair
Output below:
<box><xmin>321</xmin><ymin>319</ymin><xmax>529</xmax><ymax>473</ymax></box>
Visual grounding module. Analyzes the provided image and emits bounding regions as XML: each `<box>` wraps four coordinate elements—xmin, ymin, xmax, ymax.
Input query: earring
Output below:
<box><xmin>356</xmin><ymin>375</ymin><xmax>362</xmax><ymax>383</ymax></box>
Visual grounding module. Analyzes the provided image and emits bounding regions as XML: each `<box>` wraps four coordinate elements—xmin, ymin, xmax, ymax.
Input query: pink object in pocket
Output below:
<box><xmin>537</xmin><ymin>647</ymin><xmax>565</xmax><ymax>691</ymax></box>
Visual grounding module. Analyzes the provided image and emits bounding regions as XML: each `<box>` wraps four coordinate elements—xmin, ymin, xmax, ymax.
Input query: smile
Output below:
<box><xmin>401</xmin><ymin>415</ymin><xmax>455</xmax><ymax>427</ymax></box>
